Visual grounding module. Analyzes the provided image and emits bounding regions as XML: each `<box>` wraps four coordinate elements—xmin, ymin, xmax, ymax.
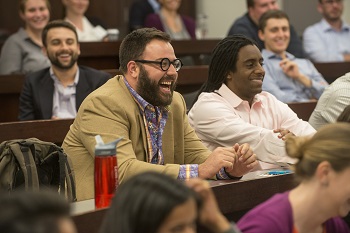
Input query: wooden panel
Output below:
<box><xmin>314</xmin><ymin>62</ymin><xmax>350</xmax><ymax>84</ymax></box>
<box><xmin>78</xmin><ymin>40</ymin><xmax>219</xmax><ymax>69</ymax></box>
<box><xmin>287</xmin><ymin>101</ymin><xmax>317</xmax><ymax>121</ymax></box>
<box><xmin>0</xmin><ymin>74</ymin><xmax>24</xmax><ymax>122</ymax></box>
<box><xmin>0</xmin><ymin>119</ymin><xmax>73</xmax><ymax>145</ymax></box>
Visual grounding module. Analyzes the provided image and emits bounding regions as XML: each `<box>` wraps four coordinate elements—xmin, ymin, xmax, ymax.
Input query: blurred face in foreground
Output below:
<box><xmin>157</xmin><ymin>197</ymin><xmax>197</xmax><ymax>233</ymax></box>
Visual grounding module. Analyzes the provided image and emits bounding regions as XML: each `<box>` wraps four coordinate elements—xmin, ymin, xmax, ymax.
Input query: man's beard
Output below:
<box><xmin>48</xmin><ymin>51</ymin><xmax>79</xmax><ymax>70</ymax></box>
<box><xmin>137</xmin><ymin>66</ymin><xmax>176</xmax><ymax>107</ymax></box>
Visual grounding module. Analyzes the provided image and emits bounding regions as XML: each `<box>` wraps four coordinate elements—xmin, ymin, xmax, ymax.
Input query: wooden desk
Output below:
<box><xmin>72</xmin><ymin>171</ymin><xmax>296</xmax><ymax>233</ymax></box>
<box><xmin>0</xmin><ymin>119</ymin><xmax>73</xmax><ymax>145</ymax></box>
<box><xmin>314</xmin><ymin>62</ymin><xmax>350</xmax><ymax>84</ymax></box>
<box><xmin>79</xmin><ymin>40</ymin><xmax>219</xmax><ymax>70</ymax></box>
<box><xmin>287</xmin><ymin>101</ymin><xmax>317</xmax><ymax>121</ymax></box>
<box><xmin>0</xmin><ymin>74</ymin><xmax>25</xmax><ymax>122</ymax></box>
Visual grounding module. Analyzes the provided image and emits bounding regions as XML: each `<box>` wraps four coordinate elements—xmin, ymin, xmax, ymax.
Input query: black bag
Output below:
<box><xmin>0</xmin><ymin>138</ymin><xmax>76</xmax><ymax>202</ymax></box>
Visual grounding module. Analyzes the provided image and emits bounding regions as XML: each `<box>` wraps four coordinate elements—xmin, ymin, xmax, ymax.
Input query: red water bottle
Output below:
<box><xmin>94</xmin><ymin>135</ymin><xmax>122</xmax><ymax>209</ymax></box>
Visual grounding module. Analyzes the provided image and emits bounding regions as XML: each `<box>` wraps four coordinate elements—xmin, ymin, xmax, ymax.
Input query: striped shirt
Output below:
<box><xmin>309</xmin><ymin>73</ymin><xmax>350</xmax><ymax>130</ymax></box>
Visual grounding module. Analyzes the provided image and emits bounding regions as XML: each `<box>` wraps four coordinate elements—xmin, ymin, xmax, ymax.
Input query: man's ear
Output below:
<box><xmin>258</xmin><ymin>29</ymin><xmax>265</xmax><ymax>41</ymax></box>
<box><xmin>127</xmin><ymin>61</ymin><xmax>139</xmax><ymax>79</ymax></box>
<box><xmin>19</xmin><ymin>11</ymin><xmax>25</xmax><ymax>21</ymax></box>
<box><xmin>317</xmin><ymin>3</ymin><xmax>324</xmax><ymax>14</ymax></box>
<box><xmin>77</xmin><ymin>43</ymin><xmax>81</xmax><ymax>56</ymax></box>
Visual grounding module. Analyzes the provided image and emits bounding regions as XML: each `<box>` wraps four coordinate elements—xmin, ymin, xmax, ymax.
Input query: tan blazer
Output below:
<box><xmin>62</xmin><ymin>76</ymin><xmax>211</xmax><ymax>200</ymax></box>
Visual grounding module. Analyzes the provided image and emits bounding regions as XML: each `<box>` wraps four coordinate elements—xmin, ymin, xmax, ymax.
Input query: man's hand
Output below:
<box><xmin>280</xmin><ymin>58</ymin><xmax>300</xmax><ymax>79</ymax></box>
<box><xmin>225</xmin><ymin>143</ymin><xmax>258</xmax><ymax>178</ymax></box>
<box><xmin>186</xmin><ymin>179</ymin><xmax>231</xmax><ymax>233</ymax></box>
<box><xmin>198</xmin><ymin>147</ymin><xmax>236</xmax><ymax>179</ymax></box>
<box><xmin>273</xmin><ymin>128</ymin><xmax>295</xmax><ymax>141</ymax></box>
<box><xmin>280</xmin><ymin>58</ymin><xmax>312</xmax><ymax>87</ymax></box>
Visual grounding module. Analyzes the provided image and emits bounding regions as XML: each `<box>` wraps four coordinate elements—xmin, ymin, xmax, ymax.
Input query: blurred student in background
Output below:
<box><xmin>129</xmin><ymin>0</ymin><xmax>160</xmax><ymax>32</ymax></box>
<box><xmin>144</xmin><ymin>0</ymin><xmax>196</xmax><ymax>65</ymax></box>
<box><xmin>144</xmin><ymin>0</ymin><xmax>196</xmax><ymax>40</ymax></box>
<box><xmin>62</xmin><ymin>0</ymin><xmax>108</xmax><ymax>42</ymax></box>
<box><xmin>0</xmin><ymin>0</ymin><xmax>51</xmax><ymax>75</ymax></box>
<box><xmin>303</xmin><ymin>0</ymin><xmax>350</xmax><ymax>63</ymax></box>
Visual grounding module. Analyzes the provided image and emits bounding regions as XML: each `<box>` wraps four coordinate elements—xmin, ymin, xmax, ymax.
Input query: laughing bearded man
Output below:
<box><xmin>62</xmin><ymin>28</ymin><xmax>258</xmax><ymax>201</ymax></box>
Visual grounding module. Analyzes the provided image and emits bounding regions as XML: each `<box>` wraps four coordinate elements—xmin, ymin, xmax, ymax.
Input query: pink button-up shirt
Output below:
<box><xmin>188</xmin><ymin>84</ymin><xmax>316</xmax><ymax>165</ymax></box>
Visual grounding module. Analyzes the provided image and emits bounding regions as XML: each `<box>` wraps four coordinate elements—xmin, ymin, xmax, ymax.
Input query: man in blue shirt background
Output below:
<box><xmin>303</xmin><ymin>0</ymin><xmax>350</xmax><ymax>63</ymax></box>
<box><xmin>258</xmin><ymin>10</ymin><xmax>328</xmax><ymax>103</ymax></box>
<box><xmin>227</xmin><ymin>0</ymin><xmax>306</xmax><ymax>58</ymax></box>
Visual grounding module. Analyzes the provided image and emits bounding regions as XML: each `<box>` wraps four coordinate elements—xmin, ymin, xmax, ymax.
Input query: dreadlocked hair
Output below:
<box><xmin>192</xmin><ymin>35</ymin><xmax>258</xmax><ymax>105</ymax></box>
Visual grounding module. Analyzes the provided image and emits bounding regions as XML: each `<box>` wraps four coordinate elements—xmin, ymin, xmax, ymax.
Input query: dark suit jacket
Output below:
<box><xmin>129</xmin><ymin>0</ymin><xmax>156</xmax><ymax>32</ymax></box>
<box><xmin>19</xmin><ymin>66</ymin><xmax>111</xmax><ymax>120</ymax></box>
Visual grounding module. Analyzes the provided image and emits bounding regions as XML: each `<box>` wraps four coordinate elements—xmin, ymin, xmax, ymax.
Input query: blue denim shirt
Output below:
<box><xmin>261</xmin><ymin>49</ymin><xmax>329</xmax><ymax>103</ymax></box>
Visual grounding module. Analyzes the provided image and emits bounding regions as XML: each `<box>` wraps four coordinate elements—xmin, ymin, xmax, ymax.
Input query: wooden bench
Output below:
<box><xmin>287</xmin><ymin>101</ymin><xmax>317</xmax><ymax>121</ymax></box>
<box><xmin>0</xmin><ymin>119</ymin><xmax>73</xmax><ymax>145</ymax></box>
<box><xmin>0</xmin><ymin>74</ymin><xmax>25</xmax><ymax>122</ymax></box>
<box><xmin>79</xmin><ymin>40</ymin><xmax>219</xmax><ymax>70</ymax></box>
<box><xmin>72</xmin><ymin>173</ymin><xmax>296</xmax><ymax>233</ymax></box>
<box><xmin>314</xmin><ymin>61</ymin><xmax>350</xmax><ymax>84</ymax></box>
<box><xmin>0</xmin><ymin>66</ymin><xmax>209</xmax><ymax>122</ymax></box>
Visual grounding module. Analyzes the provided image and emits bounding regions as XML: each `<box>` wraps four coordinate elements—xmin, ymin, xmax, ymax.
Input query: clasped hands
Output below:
<box><xmin>199</xmin><ymin>143</ymin><xmax>258</xmax><ymax>179</ymax></box>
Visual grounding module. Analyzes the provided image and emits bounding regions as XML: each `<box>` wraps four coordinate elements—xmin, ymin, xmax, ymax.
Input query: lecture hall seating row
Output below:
<box><xmin>78</xmin><ymin>40</ymin><xmax>219</xmax><ymax>69</ymax></box>
<box><xmin>77</xmin><ymin>40</ymin><xmax>350</xmax><ymax>84</ymax></box>
<box><xmin>0</xmin><ymin>66</ymin><xmax>208</xmax><ymax>122</ymax></box>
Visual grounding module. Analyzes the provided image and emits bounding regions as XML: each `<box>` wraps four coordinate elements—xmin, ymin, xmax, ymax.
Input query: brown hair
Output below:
<box><xmin>258</xmin><ymin>9</ymin><xmax>289</xmax><ymax>32</ymax></box>
<box><xmin>286</xmin><ymin>123</ymin><xmax>350</xmax><ymax>181</ymax></box>
<box><xmin>19</xmin><ymin>0</ymin><xmax>51</xmax><ymax>14</ymax></box>
<box><xmin>41</xmin><ymin>20</ymin><xmax>78</xmax><ymax>48</ymax></box>
<box><xmin>119</xmin><ymin>28</ymin><xmax>171</xmax><ymax>74</ymax></box>
<box><xmin>247</xmin><ymin>0</ymin><xmax>256</xmax><ymax>8</ymax></box>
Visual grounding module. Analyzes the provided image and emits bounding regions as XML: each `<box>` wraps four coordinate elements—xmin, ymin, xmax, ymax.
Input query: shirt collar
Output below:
<box><xmin>217</xmin><ymin>83</ymin><xmax>263</xmax><ymax>108</ymax></box>
<box><xmin>320</xmin><ymin>18</ymin><xmax>350</xmax><ymax>32</ymax></box>
<box><xmin>261</xmin><ymin>49</ymin><xmax>295</xmax><ymax>60</ymax></box>
<box><xmin>49</xmin><ymin>67</ymin><xmax>80</xmax><ymax>86</ymax></box>
<box><xmin>148</xmin><ymin>0</ymin><xmax>160</xmax><ymax>12</ymax></box>
<box><xmin>18</xmin><ymin>28</ymin><xmax>42</xmax><ymax>48</ymax></box>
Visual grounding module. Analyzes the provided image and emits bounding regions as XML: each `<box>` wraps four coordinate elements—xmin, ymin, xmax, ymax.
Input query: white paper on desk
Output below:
<box><xmin>256</xmin><ymin>160</ymin><xmax>292</xmax><ymax>170</ymax></box>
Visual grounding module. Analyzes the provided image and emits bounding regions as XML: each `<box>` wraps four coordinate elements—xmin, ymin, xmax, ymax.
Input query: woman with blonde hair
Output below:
<box><xmin>238</xmin><ymin>122</ymin><xmax>350</xmax><ymax>233</ymax></box>
<box><xmin>0</xmin><ymin>0</ymin><xmax>50</xmax><ymax>75</ymax></box>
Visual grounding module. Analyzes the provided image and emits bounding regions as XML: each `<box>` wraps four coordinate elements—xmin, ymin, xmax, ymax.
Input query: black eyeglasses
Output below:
<box><xmin>134</xmin><ymin>58</ymin><xmax>183</xmax><ymax>72</ymax></box>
